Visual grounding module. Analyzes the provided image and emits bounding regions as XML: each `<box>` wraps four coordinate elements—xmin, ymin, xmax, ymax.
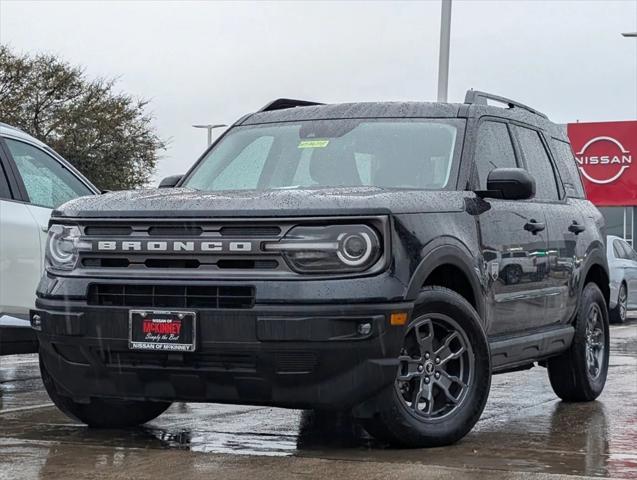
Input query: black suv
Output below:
<box><xmin>32</xmin><ymin>91</ymin><xmax>610</xmax><ymax>447</ymax></box>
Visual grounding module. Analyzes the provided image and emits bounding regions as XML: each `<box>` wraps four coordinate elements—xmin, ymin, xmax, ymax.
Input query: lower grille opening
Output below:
<box><xmin>217</xmin><ymin>259</ymin><xmax>278</xmax><ymax>269</ymax></box>
<box><xmin>87</xmin><ymin>284</ymin><xmax>255</xmax><ymax>309</ymax></box>
<box><xmin>274</xmin><ymin>351</ymin><xmax>318</xmax><ymax>374</ymax></box>
<box><xmin>145</xmin><ymin>259</ymin><xmax>200</xmax><ymax>269</ymax></box>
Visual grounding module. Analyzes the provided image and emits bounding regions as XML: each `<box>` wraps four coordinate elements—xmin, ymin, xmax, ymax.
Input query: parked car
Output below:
<box><xmin>607</xmin><ymin>235</ymin><xmax>637</xmax><ymax>323</ymax></box>
<box><xmin>0</xmin><ymin>123</ymin><xmax>99</xmax><ymax>355</ymax></box>
<box><xmin>32</xmin><ymin>91</ymin><xmax>610</xmax><ymax>447</ymax></box>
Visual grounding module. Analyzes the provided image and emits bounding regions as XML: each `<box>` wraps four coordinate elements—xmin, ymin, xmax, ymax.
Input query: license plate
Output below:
<box><xmin>129</xmin><ymin>310</ymin><xmax>196</xmax><ymax>352</ymax></box>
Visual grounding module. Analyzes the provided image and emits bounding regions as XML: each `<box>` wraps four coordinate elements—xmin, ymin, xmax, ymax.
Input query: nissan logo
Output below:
<box><xmin>575</xmin><ymin>136</ymin><xmax>632</xmax><ymax>185</ymax></box>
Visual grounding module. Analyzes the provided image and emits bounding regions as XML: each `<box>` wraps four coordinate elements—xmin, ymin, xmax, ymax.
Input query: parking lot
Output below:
<box><xmin>0</xmin><ymin>315</ymin><xmax>634</xmax><ymax>480</ymax></box>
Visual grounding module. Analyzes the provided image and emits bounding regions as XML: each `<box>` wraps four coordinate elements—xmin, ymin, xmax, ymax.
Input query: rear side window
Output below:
<box><xmin>550</xmin><ymin>139</ymin><xmax>585</xmax><ymax>199</ymax></box>
<box><xmin>514</xmin><ymin>126</ymin><xmax>559</xmax><ymax>201</ymax></box>
<box><xmin>474</xmin><ymin>121</ymin><xmax>517</xmax><ymax>189</ymax></box>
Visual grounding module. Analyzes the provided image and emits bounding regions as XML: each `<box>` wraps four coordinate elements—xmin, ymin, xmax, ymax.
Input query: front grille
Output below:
<box><xmin>78</xmin><ymin>220</ymin><xmax>289</xmax><ymax>273</ymax></box>
<box><xmin>73</xmin><ymin>217</ymin><xmax>386</xmax><ymax>276</ymax></box>
<box><xmin>87</xmin><ymin>284</ymin><xmax>255</xmax><ymax>309</ymax></box>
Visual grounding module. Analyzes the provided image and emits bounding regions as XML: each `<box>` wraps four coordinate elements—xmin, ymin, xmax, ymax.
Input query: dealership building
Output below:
<box><xmin>567</xmin><ymin>120</ymin><xmax>637</xmax><ymax>246</ymax></box>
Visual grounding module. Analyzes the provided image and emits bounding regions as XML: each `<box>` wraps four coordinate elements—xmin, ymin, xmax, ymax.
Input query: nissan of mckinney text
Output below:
<box><xmin>32</xmin><ymin>92</ymin><xmax>610</xmax><ymax>447</ymax></box>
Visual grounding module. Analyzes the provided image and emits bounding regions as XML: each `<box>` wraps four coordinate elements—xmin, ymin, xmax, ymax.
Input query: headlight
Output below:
<box><xmin>45</xmin><ymin>225</ymin><xmax>91</xmax><ymax>271</ymax></box>
<box><xmin>264</xmin><ymin>225</ymin><xmax>381</xmax><ymax>273</ymax></box>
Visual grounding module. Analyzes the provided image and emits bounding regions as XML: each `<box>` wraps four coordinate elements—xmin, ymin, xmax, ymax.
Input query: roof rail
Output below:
<box><xmin>258</xmin><ymin>98</ymin><xmax>324</xmax><ymax>113</ymax></box>
<box><xmin>464</xmin><ymin>90</ymin><xmax>547</xmax><ymax>119</ymax></box>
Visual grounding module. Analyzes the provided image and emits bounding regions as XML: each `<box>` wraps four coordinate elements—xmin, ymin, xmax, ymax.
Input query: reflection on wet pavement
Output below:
<box><xmin>1</xmin><ymin>317</ymin><xmax>636</xmax><ymax>479</ymax></box>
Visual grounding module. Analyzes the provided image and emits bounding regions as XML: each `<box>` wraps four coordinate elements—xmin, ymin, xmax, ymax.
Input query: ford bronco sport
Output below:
<box><xmin>32</xmin><ymin>91</ymin><xmax>610</xmax><ymax>447</ymax></box>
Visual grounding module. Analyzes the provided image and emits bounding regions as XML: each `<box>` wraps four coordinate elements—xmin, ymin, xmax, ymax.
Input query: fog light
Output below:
<box><xmin>390</xmin><ymin>312</ymin><xmax>408</xmax><ymax>326</ymax></box>
<box><xmin>357</xmin><ymin>322</ymin><xmax>372</xmax><ymax>336</ymax></box>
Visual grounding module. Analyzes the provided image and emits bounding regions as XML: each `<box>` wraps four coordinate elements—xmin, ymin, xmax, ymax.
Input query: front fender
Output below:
<box><xmin>405</xmin><ymin>240</ymin><xmax>486</xmax><ymax>323</ymax></box>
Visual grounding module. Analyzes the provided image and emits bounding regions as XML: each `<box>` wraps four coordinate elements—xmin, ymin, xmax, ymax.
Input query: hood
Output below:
<box><xmin>53</xmin><ymin>187</ymin><xmax>466</xmax><ymax>218</ymax></box>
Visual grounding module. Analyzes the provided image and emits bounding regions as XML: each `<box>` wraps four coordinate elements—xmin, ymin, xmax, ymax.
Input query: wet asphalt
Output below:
<box><xmin>0</xmin><ymin>316</ymin><xmax>635</xmax><ymax>480</ymax></box>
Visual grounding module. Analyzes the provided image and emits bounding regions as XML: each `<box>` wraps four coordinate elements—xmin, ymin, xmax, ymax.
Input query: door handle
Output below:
<box><xmin>568</xmin><ymin>221</ymin><xmax>586</xmax><ymax>235</ymax></box>
<box><xmin>524</xmin><ymin>219</ymin><xmax>546</xmax><ymax>234</ymax></box>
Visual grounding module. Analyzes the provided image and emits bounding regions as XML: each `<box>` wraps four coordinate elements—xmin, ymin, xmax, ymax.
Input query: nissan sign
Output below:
<box><xmin>567</xmin><ymin>121</ymin><xmax>637</xmax><ymax>206</ymax></box>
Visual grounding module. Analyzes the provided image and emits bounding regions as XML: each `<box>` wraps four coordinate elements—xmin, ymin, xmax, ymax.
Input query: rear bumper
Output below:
<box><xmin>32</xmin><ymin>299</ymin><xmax>412</xmax><ymax>410</ymax></box>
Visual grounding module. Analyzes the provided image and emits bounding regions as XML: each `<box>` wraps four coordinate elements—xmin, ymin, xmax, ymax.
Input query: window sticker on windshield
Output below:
<box><xmin>298</xmin><ymin>139</ymin><xmax>330</xmax><ymax>149</ymax></box>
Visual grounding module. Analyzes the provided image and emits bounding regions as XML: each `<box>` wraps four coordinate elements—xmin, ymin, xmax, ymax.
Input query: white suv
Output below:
<box><xmin>0</xmin><ymin>123</ymin><xmax>98</xmax><ymax>354</ymax></box>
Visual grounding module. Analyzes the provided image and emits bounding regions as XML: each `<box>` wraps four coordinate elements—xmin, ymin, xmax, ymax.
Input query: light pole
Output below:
<box><xmin>437</xmin><ymin>0</ymin><xmax>453</xmax><ymax>102</ymax></box>
<box><xmin>193</xmin><ymin>124</ymin><xmax>228</xmax><ymax>147</ymax></box>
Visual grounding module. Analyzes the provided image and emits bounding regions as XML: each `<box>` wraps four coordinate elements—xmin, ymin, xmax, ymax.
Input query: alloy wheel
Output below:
<box><xmin>585</xmin><ymin>304</ymin><xmax>605</xmax><ymax>380</ymax></box>
<box><xmin>395</xmin><ymin>314</ymin><xmax>474</xmax><ymax>420</ymax></box>
<box><xmin>618</xmin><ymin>285</ymin><xmax>627</xmax><ymax>322</ymax></box>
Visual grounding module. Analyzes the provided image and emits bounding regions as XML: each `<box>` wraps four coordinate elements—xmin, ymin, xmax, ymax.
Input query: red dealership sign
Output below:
<box><xmin>567</xmin><ymin>121</ymin><xmax>637</xmax><ymax>206</ymax></box>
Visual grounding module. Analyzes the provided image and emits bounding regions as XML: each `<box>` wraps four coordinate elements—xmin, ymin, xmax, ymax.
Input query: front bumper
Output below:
<box><xmin>32</xmin><ymin>299</ymin><xmax>412</xmax><ymax>411</ymax></box>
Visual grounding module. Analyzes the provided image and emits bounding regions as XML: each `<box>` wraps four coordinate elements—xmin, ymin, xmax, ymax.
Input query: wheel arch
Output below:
<box><xmin>581</xmin><ymin>257</ymin><xmax>610</xmax><ymax>308</ymax></box>
<box><xmin>405</xmin><ymin>243</ymin><xmax>485</xmax><ymax>324</ymax></box>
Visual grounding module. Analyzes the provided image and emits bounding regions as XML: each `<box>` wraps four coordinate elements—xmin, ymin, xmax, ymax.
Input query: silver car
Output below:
<box><xmin>607</xmin><ymin>235</ymin><xmax>637</xmax><ymax>323</ymax></box>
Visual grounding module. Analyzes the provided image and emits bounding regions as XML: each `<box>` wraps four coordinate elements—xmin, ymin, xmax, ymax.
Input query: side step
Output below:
<box><xmin>489</xmin><ymin>325</ymin><xmax>574</xmax><ymax>374</ymax></box>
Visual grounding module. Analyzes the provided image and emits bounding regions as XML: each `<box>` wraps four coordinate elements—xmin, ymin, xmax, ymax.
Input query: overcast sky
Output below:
<box><xmin>1</xmin><ymin>0</ymin><xmax>636</xmax><ymax>184</ymax></box>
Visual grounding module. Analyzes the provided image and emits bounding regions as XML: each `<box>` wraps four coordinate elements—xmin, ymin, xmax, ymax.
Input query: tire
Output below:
<box><xmin>610</xmin><ymin>283</ymin><xmax>628</xmax><ymax>324</ymax></box>
<box><xmin>503</xmin><ymin>265</ymin><xmax>522</xmax><ymax>285</ymax></box>
<box><xmin>547</xmin><ymin>283</ymin><xmax>609</xmax><ymax>402</ymax></box>
<box><xmin>40</xmin><ymin>354</ymin><xmax>172</xmax><ymax>428</ymax></box>
<box><xmin>361</xmin><ymin>286</ymin><xmax>491</xmax><ymax>448</ymax></box>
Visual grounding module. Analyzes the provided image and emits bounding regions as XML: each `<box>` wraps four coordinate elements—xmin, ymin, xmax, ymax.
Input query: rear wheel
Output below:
<box><xmin>610</xmin><ymin>283</ymin><xmax>628</xmax><ymax>324</ymax></box>
<box><xmin>40</xmin><ymin>354</ymin><xmax>171</xmax><ymax>428</ymax></box>
<box><xmin>362</xmin><ymin>287</ymin><xmax>490</xmax><ymax>448</ymax></box>
<box><xmin>547</xmin><ymin>283</ymin><xmax>609</xmax><ymax>401</ymax></box>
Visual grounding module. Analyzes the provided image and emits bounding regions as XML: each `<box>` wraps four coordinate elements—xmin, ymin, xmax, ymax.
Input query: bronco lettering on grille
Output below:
<box><xmin>95</xmin><ymin>240</ymin><xmax>253</xmax><ymax>253</ymax></box>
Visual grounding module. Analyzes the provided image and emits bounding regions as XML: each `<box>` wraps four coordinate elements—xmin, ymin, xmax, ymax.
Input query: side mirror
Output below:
<box><xmin>478</xmin><ymin>168</ymin><xmax>536</xmax><ymax>200</ymax></box>
<box><xmin>158</xmin><ymin>175</ymin><xmax>184</xmax><ymax>189</ymax></box>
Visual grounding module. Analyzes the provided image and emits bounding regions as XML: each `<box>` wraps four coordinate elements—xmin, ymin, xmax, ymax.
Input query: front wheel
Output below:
<box><xmin>362</xmin><ymin>287</ymin><xmax>491</xmax><ymax>448</ymax></box>
<box><xmin>40</xmin><ymin>354</ymin><xmax>172</xmax><ymax>428</ymax></box>
<box><xmin>547</xmin><ymin>283</ymin><xmax>610</xmax><ymax>402</ymax></box>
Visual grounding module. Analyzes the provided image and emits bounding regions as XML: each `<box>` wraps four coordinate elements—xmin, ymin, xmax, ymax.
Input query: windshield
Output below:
<box><xmin>183</xmin><ymin>119</ymin><xmax>463</xmax><ymax>191</ymax></box>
